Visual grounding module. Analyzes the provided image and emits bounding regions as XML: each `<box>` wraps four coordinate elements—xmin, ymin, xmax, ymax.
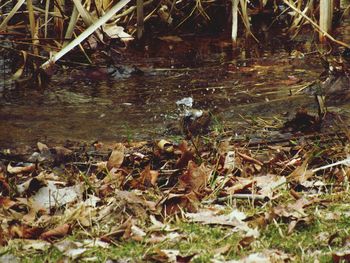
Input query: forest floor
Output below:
<box><xmin>1</xmin><ymin>110</ymin><xmax>350</xmax><ymax>263</ymax></box>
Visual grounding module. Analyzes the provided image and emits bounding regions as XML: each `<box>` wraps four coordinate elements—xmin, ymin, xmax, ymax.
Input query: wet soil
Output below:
<box><xmin>0</xmin><ymin>31</ymin><xmax>349</xmax><ymax>148</ymax></box>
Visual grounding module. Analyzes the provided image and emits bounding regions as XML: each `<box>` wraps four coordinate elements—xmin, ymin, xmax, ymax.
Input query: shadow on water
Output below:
<box><xmin>0</xmin><ymin>32</ymin><xmax>349</xmax><ymax>147</ymax></box>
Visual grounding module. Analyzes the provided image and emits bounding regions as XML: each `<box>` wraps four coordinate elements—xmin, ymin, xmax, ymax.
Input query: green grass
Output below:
<box><xmin>3</xmin><ymin>186</ymin><xmax>350</xmax><ymax>262</ymax></box>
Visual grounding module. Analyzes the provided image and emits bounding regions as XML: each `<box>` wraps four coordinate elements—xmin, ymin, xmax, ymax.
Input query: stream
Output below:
<box><xmin>1</xmin><ymin>22</ymin><xmax>350</xmax><ymax>147</ymax></box>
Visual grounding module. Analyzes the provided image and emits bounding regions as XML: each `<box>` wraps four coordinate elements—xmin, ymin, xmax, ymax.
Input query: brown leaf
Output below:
<box><xmin>175</xmin><ymin>141</ymin><xmax>194</xmax><ymax>169</ymax></box>
<box><xmin>0</xmin><ymin>173</ymin><xmax>10</xmax><ymax>196</ymax></box>
<box><xmin>40</xmin><ymin>224</ymin><xmax>70</xmax><ymax>240</ymax></box>
<box><xmin>134</xmin><ymin>165</ymin><xmax>159</xmax><ymax>188</ymax></box>
<box><xmin>52</xmin><ymin>146</ymin><xmax>73</xmax><ymax>161</ymax></box>
<box><xmin>162</xmin><ymin>192</ymin><xmax>199</xmax><ymax>215</ymax></box>
<box><xmin>213</xmin><ymin>244</ymin><xmax>231</xmax><ymax>255</ymax></box>
<box><xmin>225</xmin><ymin>177</ymin><xmax>254</xmax><ymax>195</ymax></box>
<box><xmin>0</xmin><ymin>197</ymin><xmax>16</xmax><ymax>209</ymax></box>
<box><xmin>333</xmin><ymin>250</ymin><xmax>350</xmax><ymax>263</ymax></box>
<box><xmin>179</xmin><ymin>161</ymin><xmax>211</xmax><ymax>192</ymax></box>
<box><xmin>239</xmin><ymin>236</ymin><xmax>255</xmax><ymax>248</ymax></box>
<box><xmin>9</xmin><ymin>224</ymin><xmax>43</xmax><ymax>239</ymax></box>
<box><xmin>287</xmin><ymin>157</ymin><xmax>314</xmax><ymax>183</ymax></box>
<box><xmin>0</xmin><ymin>226</ymin><xmax>7</xmax><ymax>246</ymax></box>
<box><xmin>107</xmin><ymin>143</ymin><xmax>125</xmax><ymax>171</ymax></box>
<box><xmin>186</xmin><ymin>208</ymin><xmax>246</xmax><ymax>227</ymax></box>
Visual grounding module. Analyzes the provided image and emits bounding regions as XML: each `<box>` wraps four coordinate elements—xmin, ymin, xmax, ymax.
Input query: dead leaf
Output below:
<box><xmin>175</xmin><ymin>141</ymin><xmax>194</xmax><ymax>169</ymax></box>
<box><xmin>30</xmin><ymin>181</ymin><xmax>83</xmax><ymax>211</ymax></box>
<box><xmin>107</xmin><ymin>143</ymin><xmax>125</xmax><ymax>171</ymax></box>
<box><xmin>0</xmin><ymin>173</ymin><xmax>10</xmax><ymax>195</ymax></box>
<box><xmin>37</xmin><ymin>142</ymin><xmax>50</xmax><ymax>154</ymax></box>
<box><xmin>157</xmin><ymin>139</ymin><xmax>174</xmax><ymax>153</ymax></box>
<box><xmin>40</xmin><ymin>224</ymin><xmax>70</xmax><ymax>240</ymax></box>
<box><xmin>186</xmin><ymin>208</ymin><xmax>246</xmax><ymax>227</ymax></box>
<box><xmin>138</xmin><ymin>165</ymin><xmax>159</xmax><ymax>187</ymax></box>
<box><xmin>213</xmin><ymin>244</ymin><xmax>231</xmax><ymax>255</ymax></box>
<box><xmin>8</xmin><ymin>224</ymin><xmax>42</xmax><ymax>239</ymax></box>
<box><xmin>21</xmin><ymin>239</ymin><xmax>51</xmax><ymax>250</ymax></box>
<box><xmin>102</xmin><ymin>24</ymin><xmax>133</xmax><ymax>41</ymax></box>
<box><xmin>162</xmin><ymin>192</ymin><xmax>199</xmax><ymax>215</ymax></box>
<box><xmin>255</xmin><ymin>174</ymin><xmax>287</xmax><ymax>198</ymax></box>
<box><xmin>225</xmin><ymin>177</ymin><xmax>254</xmax><ymax>195</ymax></box>
<box><xmin>229</xmin><ymin>249</ymin><xmax>291</xmax><ymax>262</ymax></box>
<box><xmin>54</xmin><ymin>240</ymin><xmax>86</xmax><ymax>259</ymax></box>
<box><xmin>287</xmin><ymin>157</ymin><xmax>314</xmax><ymax>183</ymax></box>
<box><xmin>7</xmin><ymin>163</ymin><xmax>35</xmax><ymax>174</ymax></box>
<box><xmin>179</xmin><ymin>161</ymin><xmax>211</xmax><ymax>192</ymax></box>
<box><xmin>333</xmin><ymin>249</ymin><xmax>350</xmax><ymax>263</ymax></box>
<box><xmin>238</xmin><ymin>235</ymin><xmax>255</xmax><ymax>248</ymax></box>
<box><xmin>0</xmin><ymin>197</ymin><xmax>16</xmax><ymax>209</ymax></box>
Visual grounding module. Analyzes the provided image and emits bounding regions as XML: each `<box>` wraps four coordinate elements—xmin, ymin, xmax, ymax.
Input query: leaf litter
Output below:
<box><xmin>0</xmin><ymin>119</ymin><xmax>350</xmax><ymax>261</ymax></box>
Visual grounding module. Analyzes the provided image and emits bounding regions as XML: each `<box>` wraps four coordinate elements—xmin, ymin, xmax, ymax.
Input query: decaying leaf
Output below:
<box><xmin>40</xmin><ymin>224</ymin><xmax>70</xmax><ymax>240</ymax></box>
<box><xmin>137</xmin><ymin>165</ymin><xmax>159</xmax><ymax>187</ymax></box>
<box><xmin>175</xmin><ymin>141</ymin><xmax>194</xmax><ymax>169</ymax></box>
<box><xmin>102</xmin><ymin>24</ymin><xmax>133</xmax><ymax>41</ymax></box>
<box><xmin>7</xmin><ymin>163</ymin><xmax>35</xmax><ymax>174</ymax></box>
<box><xmin>8</xmin><ymin>224</ymin><xmax>43</xmax><ymax>239</ymax></box>
<box><xmin>222</xmin><ymin>249</ymin><xmax>291</xmax><ymax>262</ymax></box>
<box><xmin>107</xmin><ymin>143</ymin><xmax>125</xmax><ymax>171</ymax></box>
<box><xmin>224</xmin><ymin>150</ymin><xmax>236</xmax><ymax>172</ymax></box>
<box><xmin>287</xmin><ymin>157</ymin><xmax>314</xmax><ymax>183</ymax></box>
<box><xmin>162</xmin><ymin>192</ymin><xmax>199</xmax><ymax>215</ymax></box>
<box><xmin>30</xmin><ymin>181</ymin><xmax>83</xmax><ymax>211</ymax></box>
<box><xmin>157</xmin><ymin>139</ymin><xmax>174</xmax><ymax>153</ymax></box>
<box><xmin>186</xmin><ymin>208</ymin><xmax>246</xmax><ymax>227</ymax></box>
<box><xmin>179</xmin><ymin>161</ymin><xmax>211</xmax><ymax>192</ymax></box>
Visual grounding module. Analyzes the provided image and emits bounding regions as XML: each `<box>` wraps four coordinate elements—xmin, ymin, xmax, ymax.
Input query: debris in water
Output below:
<box><xmin>176</xmin><ymin>97</ymin><xmax>193</xmax><ymax>108</ymax></box>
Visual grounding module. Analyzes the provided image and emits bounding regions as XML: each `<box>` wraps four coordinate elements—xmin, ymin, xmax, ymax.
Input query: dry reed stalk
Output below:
<box><xmin>54</xmin><ymin>0</ymin><xmax>65</xmax><ymax>39</ymax></box>
<box><xmin>41</xmin><ymin>0</ymin><xmax>131</xmax><ymax>70</ymax></box>
<box><xmin>72</xmin><ymin>0</ymin><xmax>95</xmax><ymax>27</ymax></box>
<box><xmin>44</xmin><ymin>0</ymin><xmax>50</xmax><ymax>38</ymax></box>
<box><xmin>283</xmin><ymin>0</ymin><xmax>350</xmax><ymax>48</ymax></box>
<box><xmin>27</xmin><ymin>0</ymin><xmax>40</xmax><ymax>55</ymax></box>
<box><xmin>288</xmin><ymin>0</ymin><xmax>312</xmax><ymax>36</ymax></box>
<box><xmin>239</xmin><ymin>0</ymin><xmax>258</xmax><ymax>42</ymax></box>
<box><xmin>260</xmin><ymin>0</ymin><xmax>268</xmax><ymax>8</ymax></box>
<box><xmin>319</xmin><ymin>0</ymin><xmax>334</xmax><ymax>41</ymax></box>
<box><xmin>137</xmin><ymin>0</ymin><xmax>144</xmax><ymax>39</ymax></box>
<box><xmin>231</xmin><ymin>0</ymin><xmax>239</xmax><ymax>42</ymax></box>
<box><xmin>27</xmin><ymin>0</ymin><xmax>36</xmax><ymax>36</ymax></box>
<box><xmin>63</xmin><ymin>6</ymin><xmax>79</xmax><ymax>47</ymax></box>
<box><xmin>0</xmin><ymin>0</ymin><xmax>26</xmax><ymax>31</ymax></box>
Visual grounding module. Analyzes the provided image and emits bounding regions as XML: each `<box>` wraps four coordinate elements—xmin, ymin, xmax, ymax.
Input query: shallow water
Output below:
<box><xmin>0</xmin><ymin>32</ymin><xmax>349</xmax><ymax>147</ymax></box>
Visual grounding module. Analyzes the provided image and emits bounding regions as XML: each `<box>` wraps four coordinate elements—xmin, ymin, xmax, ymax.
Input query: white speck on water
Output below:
<box><xmin>176</xmin><ymin>97</ymin><xmax>193</xmax><ymax>108</ymax></box>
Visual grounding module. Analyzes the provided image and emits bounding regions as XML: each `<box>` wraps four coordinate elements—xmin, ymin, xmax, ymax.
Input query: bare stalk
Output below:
<box><xmin>283</xmin><ymin>0</ymin><xmax>350</xmax><ymax>48</ymax></box>
<box><xmin>41</xmin><ymin>0</ymin><xmax>131</xmax><ymax>70</ymax></box>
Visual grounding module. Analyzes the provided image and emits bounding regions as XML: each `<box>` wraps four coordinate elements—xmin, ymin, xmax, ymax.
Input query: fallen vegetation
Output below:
<box><xmin>0</xmin><ymin>113</ymin><xmax>350</xmax><ymax>262</ymax></box>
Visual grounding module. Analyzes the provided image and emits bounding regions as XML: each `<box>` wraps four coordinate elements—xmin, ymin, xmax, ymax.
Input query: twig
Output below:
<box><xmin>237</xmin><ymin>152</ymin><xmax>263</xmax><ymax>166</ymax></box>
<box><xmin>312</xmin><ymin>157</ymin><xmax>350</xmax><ymax>173</ymax></box>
